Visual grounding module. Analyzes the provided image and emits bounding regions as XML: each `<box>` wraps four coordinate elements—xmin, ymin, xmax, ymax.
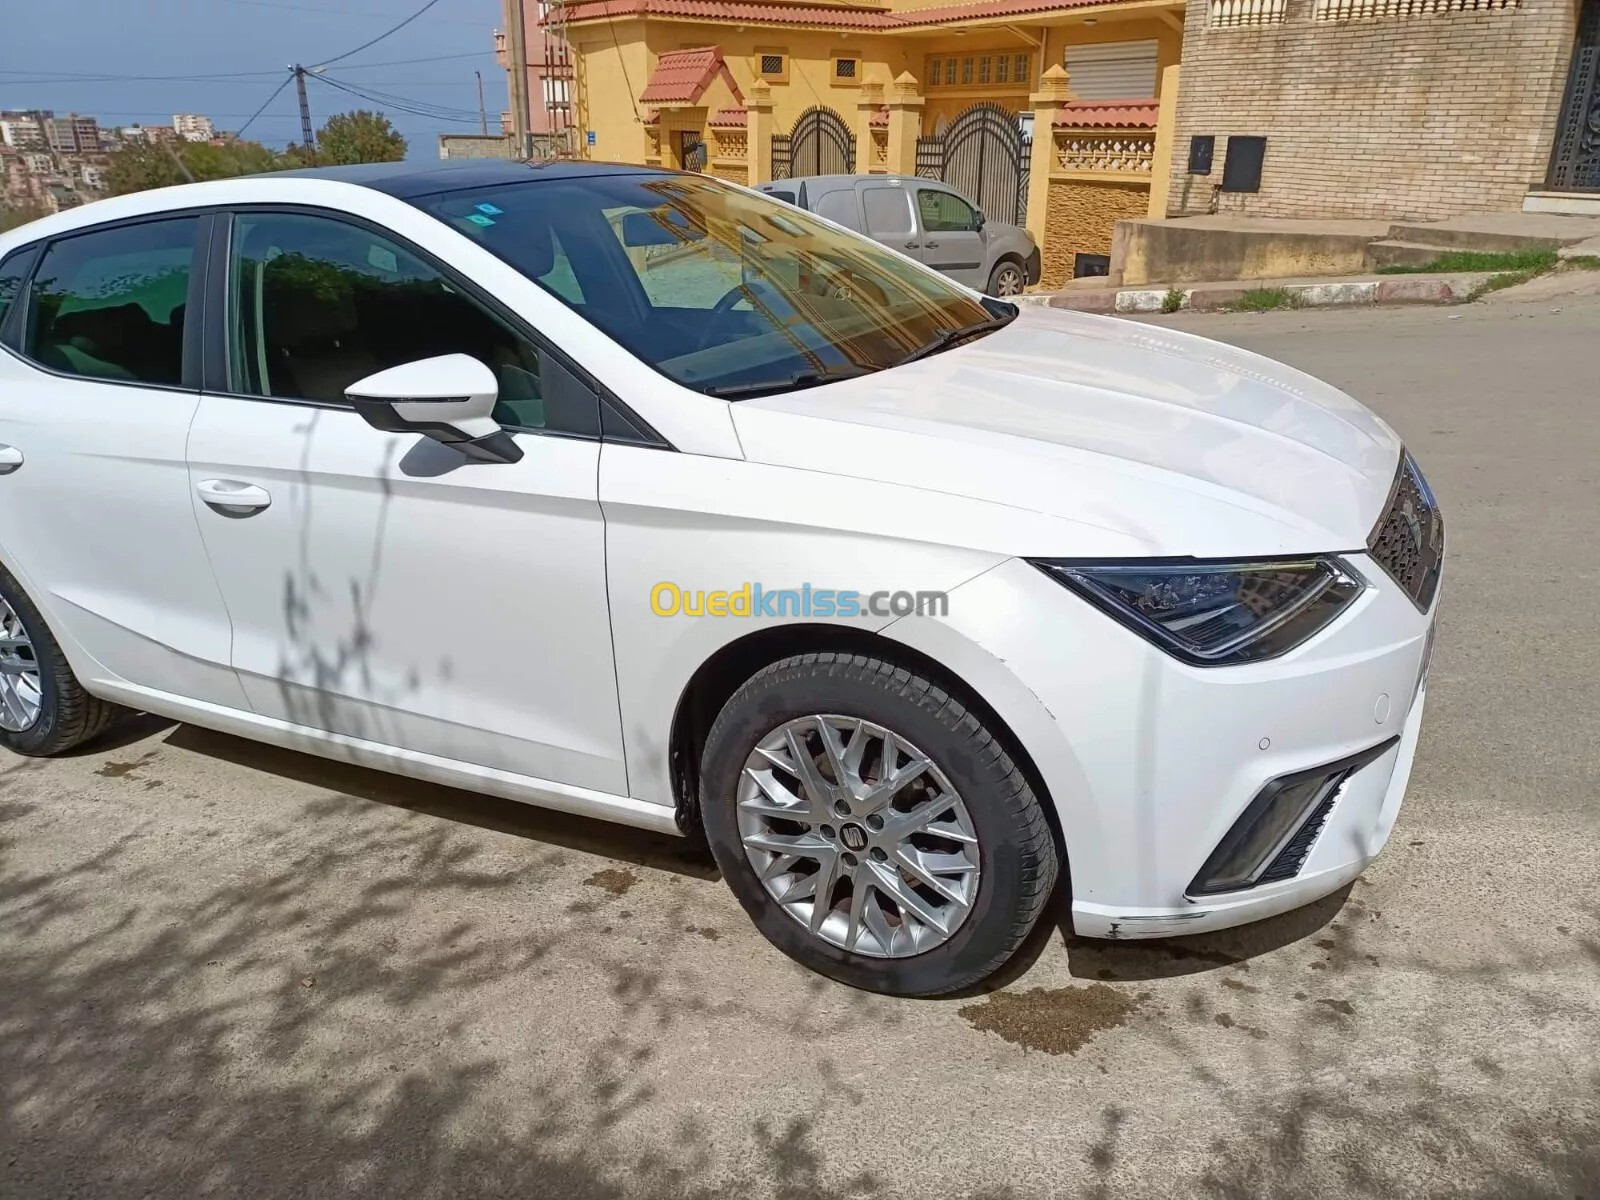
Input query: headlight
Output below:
<box><xmin>1031</xmin><ymin>557</ymin><xmax>1365</xmax><ymax>666</ymax></box>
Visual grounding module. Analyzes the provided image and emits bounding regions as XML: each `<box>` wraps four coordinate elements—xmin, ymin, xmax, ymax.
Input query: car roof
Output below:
<box><xmin>0</xmin><ymin>158</ymin><xmax>676</xmax><ymax>251</ymax></box>
<box><xmin>760</xmin><ymin>174</ymin><xmax>936</xmax><ymax>192</ymax></box>
<box><xmin>268</xmin><ymin>158</ymin><xmax>664</xmax><ymax>199</ymax></box>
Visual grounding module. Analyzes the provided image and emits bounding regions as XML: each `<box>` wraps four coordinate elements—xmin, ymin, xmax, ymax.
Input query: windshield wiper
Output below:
<box><xmin>896</xmin><ymin>312</ymin><xmax>1016</xmax><ymax>366</ymax></box>
<box><xmin>704</xmin><ymin>367</ymin><xmax>872</xmax><ymax>399</ymax></box>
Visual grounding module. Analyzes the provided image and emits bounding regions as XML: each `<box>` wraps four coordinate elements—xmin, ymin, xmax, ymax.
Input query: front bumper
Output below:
<box><xmin>1023</xmin><ymin>246</ymin><xmax>1042</xmax><ymax>286</ymax></box>
<box><xmin>894</xmin><ymin>552</ymin><xmax>1437</xmax><ymax>939</ymax></box>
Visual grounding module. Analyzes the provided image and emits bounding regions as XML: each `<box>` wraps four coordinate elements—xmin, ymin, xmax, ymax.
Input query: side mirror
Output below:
<box><xmin>345</xmin><ymin>354</ymin><xmax>522</xmax><ymax>464</ymax></box>
<box><xmin>974</xmin><ymin>209</ymin><xmax>986</xmax><ymax>231</ymax></box>
<box><xmin>620</xmin><ymin>208</ymin><xmax>705</xmax><ymax>247</ymax></box>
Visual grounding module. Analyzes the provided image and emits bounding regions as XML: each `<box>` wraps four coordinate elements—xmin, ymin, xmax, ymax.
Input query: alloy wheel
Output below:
<box><xmin>0</xmin><ymin>596</ymin><xmax>42</xmax><ymax>732</ymax></box>
<box><xmin>736</xmin><ymin>715</ymin><xmax>981</xmax><ymax>958</ymax></box>
<box><xmin>993</xmin><ymin>267</ymin><xmax>1024</xmax><ymax>297</ymax></box>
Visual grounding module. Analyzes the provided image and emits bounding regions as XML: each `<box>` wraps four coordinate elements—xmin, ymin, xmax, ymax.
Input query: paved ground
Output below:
<box><xmin>4</xmin><ymin>297</ymin><xmax>1598</xmax><ymax>1199</ymax></box>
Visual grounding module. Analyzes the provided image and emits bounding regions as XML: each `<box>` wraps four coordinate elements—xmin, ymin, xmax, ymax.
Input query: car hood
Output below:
<box><xmin>730</xmin><ymin>305</ymin><xmax>1402</xmax><ymax>558</ymax></box>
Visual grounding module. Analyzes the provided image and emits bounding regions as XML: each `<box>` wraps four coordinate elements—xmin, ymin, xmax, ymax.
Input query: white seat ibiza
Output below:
<box><xmin>0</xmin><ymin>162</ymin><xmax>1441</xmax><ymax>996</ymax></box>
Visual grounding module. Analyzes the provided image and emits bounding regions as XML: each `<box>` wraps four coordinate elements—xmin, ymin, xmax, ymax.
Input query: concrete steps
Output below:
<box><xmin>1385</xmin><ymin>223</ymin><xmax>1577</xmax><ymax>253</ymax></box>
<box><xmin>1366</xmin><ymin>240</ymin><xmax>1462</xmax><ymax>270</ymax></box>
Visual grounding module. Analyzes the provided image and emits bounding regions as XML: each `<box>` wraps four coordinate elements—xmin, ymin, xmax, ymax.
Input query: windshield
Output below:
<box><xmin>409</xmin><ymin>172</ymin><xmax>1007</xmax><ymax>397</ymax></box>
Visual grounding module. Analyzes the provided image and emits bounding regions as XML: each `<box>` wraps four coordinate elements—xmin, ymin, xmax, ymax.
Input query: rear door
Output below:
<box><xmin>860</xmin><ymin>183</ymin><xmax>920</xmax><ymax>256</ymax></box>
<box><xmin>0</xmin><ymin>214</ymin><xmax>246</xmax><ymax>710</ymax></box>
<box><xmin>185</xmin><ymin>206</ymin><xmax>627</xmax><ymax>793</ymax></box>
<box><xmin>912</xmin><ymin>185</ymin><xmax>986</xmax><ymax>286</ymax></box>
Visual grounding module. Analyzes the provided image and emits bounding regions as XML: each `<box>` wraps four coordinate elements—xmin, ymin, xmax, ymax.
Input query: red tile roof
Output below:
<box><xmin>640</xmin><ymin>46</ymin><xmax>727</xmax><ymax>103</ymax></box>
<box><xmin>555</xmin><ymin>0</ymin><xmax>1112</xmax><ymax>30</ymax></box>
<box><xmin>709</xmin><ymin>107</ymin><xmax>747</xmax><ymax>127</ymax></box>
<box><xmin>889</xmin><ymin>0</ymin><xmax>1113</xmax><ymax>25</ymax></box>
<box><xmin>557</xmin><ymin>0</ymin><xmax>891</xmax><ymax>29</ymax></box>
<box><xmin>1052</xmin><ymin>98</ymin><xmax>1159</xmax><ymax>127</ymax></box>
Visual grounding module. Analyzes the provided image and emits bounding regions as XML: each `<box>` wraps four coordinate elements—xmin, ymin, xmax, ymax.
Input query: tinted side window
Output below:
<box><xmin>0</xmin><ymin>248</ymin><xmax>37</xmax><ymax>340</ymax></box>
<box><xmin>917</xmin><ymin>189</ymin><xmax>978</xmax><ymax>233</ymax></box>
<box><xmin>813</xmin><ymin>190</ymin><xmax>860</xmax><ymax>231</ymax></box>
<box><xmin>862</xmin><ymin>188</ymin><xmax>914</xmax><ymax>236</ymax></box>
<box><xmin>25</xmin><ymin>218</ymin><xmax>198</xmax><ymax>386</ymax></box>
<box><xmin>228</xmin><ymin>211</ymin><xmax>593</xmax><ymax>435</ymax></box>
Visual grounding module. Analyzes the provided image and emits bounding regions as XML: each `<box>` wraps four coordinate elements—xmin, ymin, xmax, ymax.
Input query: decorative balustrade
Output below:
<box><xmin>1053</xmin><ymin>131</ymin><xmax>1156</xmax><ymax>176</ymax></box>
<box><xmin>1209</xmin><ymin>0</ymin><xmax>1286</xmax><ymax>26</ymax></box>
<box><xmin>1314</xmin><ymin>0</ymin><xmax>1517</xmax><ymax>18</ymax></box>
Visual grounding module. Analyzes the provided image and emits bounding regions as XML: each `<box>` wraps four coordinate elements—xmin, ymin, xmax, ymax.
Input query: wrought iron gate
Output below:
<box><xmin>914</xmin><ymin>103</ymin><xmax>1031</xmax><ymax>226</ymax></box>
<box><xmin>679</xmin><ymin>130</ymin><xmax>707</xmax><ymax>173</ymax></box>
<box><xmin>1547</xmin><ymin>0</ymin><xmax>1600</xmax><ymax>192</ymax></box>
<box><xmin>770</xmin><ymin>107</ymin><xmax>855</xmax><ymax>179</ymax></box>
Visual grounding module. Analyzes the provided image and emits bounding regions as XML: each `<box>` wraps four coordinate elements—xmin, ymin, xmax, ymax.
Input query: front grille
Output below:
<box><xmin>1368</xmin><ymin>451</ymin><xmax>1444</xmax><ymax>612</ymax></box>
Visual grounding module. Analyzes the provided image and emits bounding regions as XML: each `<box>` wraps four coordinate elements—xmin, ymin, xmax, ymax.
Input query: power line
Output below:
<box><xmin>315</xmin><ymin>74</ymin><xmax>481</xmax><ymax>123</ymax></box>
<box><xmin>0</xmin><ymin>51</ymin><xmax>493</xmax><ymax>88</ymax></box>
<box><xmin>236</xmin><ymin>73</ymin><xmax>295</xmax><ymax>138</ymax></box>
<box><xmin>311</xmin><ymin>0</ymin><xmax>449</xmax><ymax>69</ymax></box>
<box><xmin>220</xmin><ymin>0</ymin><xmax>466</xmax><ymax>20</ymax></box>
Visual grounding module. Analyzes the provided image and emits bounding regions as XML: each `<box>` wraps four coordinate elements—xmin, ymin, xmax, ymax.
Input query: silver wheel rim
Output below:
<box><xmin>0</xmin><ymin>597</ymin><xmax>42</xmax><ymax>732</ymax></box>
<box><xmin>994</xmin><ymin>268</ymin><xmax>1023</xmax><ymax>297</ymax></box>
<box><xmin>737</xmin><ymin>715</ymin><xmax>981</xmax><ymax>958</ymax></box>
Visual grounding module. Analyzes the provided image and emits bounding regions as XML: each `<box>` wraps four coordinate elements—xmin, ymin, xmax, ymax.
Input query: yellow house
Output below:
<box><xmin>547</xmin><ymin>0</ymin><xmax>1186</xmax><ymax>288</ymax></box>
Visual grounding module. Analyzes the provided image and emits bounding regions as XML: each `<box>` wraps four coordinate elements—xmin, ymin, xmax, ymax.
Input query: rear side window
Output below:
<box><xmin>0</xmin><ymin>248</ymin><xmax>36</xmax><ymax>339</ymax></box>
<box><xmin>813</xmin><ymin>190</ymin><xmax>860</xmax><ymax>231</ymax></box>
<box><xmin>862</xmin><ymin>188</ymin><xmax>914</xmax><ymax>235</ymax></box>
<box><xmin>763</xmin><ymin>187</ymin><xmax>798</xmax><ymax>206</ymax></box>
<box><xmin>25</xmin><ymin>217</ymin><xmax>198</xmax><ymax>386</ymax></box>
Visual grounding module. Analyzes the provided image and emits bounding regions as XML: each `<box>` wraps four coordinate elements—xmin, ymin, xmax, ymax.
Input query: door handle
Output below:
<box><xmin>196</xmin><ymin>479</ymin><xmax>272</xmax><ymax>512</ymax></box>
<box><xmin>0</xmin><ymin>445</ymin><xmax>22</xmax><ymax>475</ymax></box>
<box><xmin>924</xmin><ymin>240</ymin><xmax>940</xmax><ymax>249</ymax></box>
<box><xmin>904</xmin><ymin>240</ymin><xmax>920</xmax><ymax>250</ymax></box>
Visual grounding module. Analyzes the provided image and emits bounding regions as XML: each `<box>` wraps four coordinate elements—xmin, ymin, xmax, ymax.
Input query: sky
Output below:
<box><xmin>0</xmin><ymin>0</ymin><xmax>507</xmax><ymax>158</ymax></box>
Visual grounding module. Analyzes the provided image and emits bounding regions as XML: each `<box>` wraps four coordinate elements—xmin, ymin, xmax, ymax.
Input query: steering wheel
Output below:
<box><xmin>697</xmin><ymin>283</ymin><xmax>759</xmax><ymax>352</ymax></box>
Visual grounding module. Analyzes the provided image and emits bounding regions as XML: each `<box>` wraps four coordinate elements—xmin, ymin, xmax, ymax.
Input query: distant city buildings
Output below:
<box><xmin>173</xmin><ymin>113</ymin><xmax>215</xmax><ymax>142</ymax></box>
<box><xmin>0</xmin><ymin>107</ymin><xmax>221</xmax><ymax>218</ymax></box>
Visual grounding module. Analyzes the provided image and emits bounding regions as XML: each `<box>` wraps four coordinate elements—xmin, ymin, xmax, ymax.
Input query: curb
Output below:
<box><xmin>1036</xmin><ymin>273</ymin><xmax>1492</xmax><ymax>315</ymax></box>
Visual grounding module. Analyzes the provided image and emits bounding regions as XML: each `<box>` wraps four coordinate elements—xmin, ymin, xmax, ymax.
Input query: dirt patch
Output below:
<box><xmin>958</xmin><ymin>984</ymin><xmax>1146</xmax><ymax>1055</ymax></box>
<box><xmin>684</xmin><ymin>925</ymin><xmax>722</xmax><ymax>942</ymax></box>
<box><xmin>583</xmin><ymin>868</ymin><xmax>638</xmax><ymax>896</ymax></box>
<box><xmin>1317</xmin><ymin>998</ymin><xmax>1355</xmax><ymax>1016</ymax></box>
<box><xmin>1220</xmin><ymin>978</ymin><xmax>1260</xmax><ymax>994</ymax></box>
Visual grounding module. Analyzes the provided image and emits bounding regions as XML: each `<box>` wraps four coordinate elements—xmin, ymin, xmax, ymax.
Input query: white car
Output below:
<box><xmin>0</xmin><ymin>162</ymin><xmax>1442</xmax><ymax>997</ymax></box>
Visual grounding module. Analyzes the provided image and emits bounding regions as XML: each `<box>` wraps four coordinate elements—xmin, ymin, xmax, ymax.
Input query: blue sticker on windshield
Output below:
<box><xmin>466</xmin><ymin>213</ymin><xmax>495</xmax><ymax>227</ymax></box>
<box><xmin>475</xmin><ymin>203</ymin><xmax>504</xmax><ymax>216</ymax></box>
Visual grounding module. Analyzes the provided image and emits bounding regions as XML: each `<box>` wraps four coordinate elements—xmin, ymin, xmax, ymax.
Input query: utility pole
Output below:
<box><xmin>506</xmin><ymin>0</ymin><xmax>532</xmax><ymax>159</ymax></box>
<box><xmin>475</xmin><ymin>70</ymin><xmax>489</xmax><ymax>136</ymax></box>
<box><xmin>291</xmin><ymin>64</ymin><xmax>315</xmax><ymax>151</ymax></box>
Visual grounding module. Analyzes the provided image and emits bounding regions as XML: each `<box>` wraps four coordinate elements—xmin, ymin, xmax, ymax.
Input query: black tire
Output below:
<box><xmin>0</xmin><ymin>564</ymin><xmax>123</xmax><ymax>756</ymax></box>
<box><xmin>986</xmin><ymin>260</ymin><xmax>1026</xmax><ymax>298</ymax></box>
<box><xmin>700</xmin><ymin>652</ymin><xmax>1059</xmax><ymax>997</ymax></box>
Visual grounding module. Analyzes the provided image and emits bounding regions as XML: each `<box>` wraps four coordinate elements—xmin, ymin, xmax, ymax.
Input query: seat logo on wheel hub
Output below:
<box><xmin>840</xmin><ymin>823</ymin><xmax>868</xmax><ymax>852</ymax></box>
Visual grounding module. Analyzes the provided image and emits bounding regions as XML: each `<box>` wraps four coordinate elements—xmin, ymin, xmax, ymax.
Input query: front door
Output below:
<box><xmin>1546</xmin><ymin>0</ymin><xmax>1600</xmax><ymax>192</ymax></box>
<box><xmin>912</xmin><ymin>185</ymin><xmax>986</xmax><ymax>286</ymax></box>
<box><xmin>0</xmin><ymin>215</ymin><xmax>246</xmax><ymax>710</ymax></box>
<box><xmin>187</xmin><ymin>208</ymin><xmax>627</xmax><ymax>794</ymax></box>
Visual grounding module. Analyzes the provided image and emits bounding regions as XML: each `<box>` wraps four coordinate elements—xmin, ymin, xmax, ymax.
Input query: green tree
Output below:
<box><xmin>314</xmin><ymin>110</ymin><xmax>406</xmax><ymax>165</ymax></box>
<box><xmin>1</xmin><ymin>204</ymin><xmax>50</xmax><ymax>233</ymax></box>
<box><xmin>104</xmin><ymin>138</ymin><xmax>287</xmax><ymax>196</ymax></box>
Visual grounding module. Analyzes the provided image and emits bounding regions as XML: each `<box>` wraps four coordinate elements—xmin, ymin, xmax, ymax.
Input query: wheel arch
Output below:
<box><xmin>667</xmin><ymin>622</ymin><xmax>1066</xmax><ymax>867</ymax></box>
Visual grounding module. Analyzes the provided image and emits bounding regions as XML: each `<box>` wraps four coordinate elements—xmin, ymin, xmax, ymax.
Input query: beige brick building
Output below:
<box><xmin>1164</xmin><ymin>0</ymin><xmax>1594</xmax><ymax>220</ymax></box>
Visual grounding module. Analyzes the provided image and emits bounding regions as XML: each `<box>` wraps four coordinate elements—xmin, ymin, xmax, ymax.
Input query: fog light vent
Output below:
<box><xmin>1188</xmin><ymin>737</ymin><xmax>1398</xmax><ymax>897</ymax></box>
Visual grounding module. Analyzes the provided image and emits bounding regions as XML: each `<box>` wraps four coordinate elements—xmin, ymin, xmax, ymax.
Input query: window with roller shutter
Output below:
<box><xmin>1062</xmin><ymin>41</ymin><xmax>1159</xmax><ymax>101</ymax></box>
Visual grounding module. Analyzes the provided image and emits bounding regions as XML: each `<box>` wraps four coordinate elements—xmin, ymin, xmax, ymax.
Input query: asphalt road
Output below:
<box><xmin>4</xmin><ymin>297</ymin><xmax>1598</xmax><ymax>1199</ymax></box>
